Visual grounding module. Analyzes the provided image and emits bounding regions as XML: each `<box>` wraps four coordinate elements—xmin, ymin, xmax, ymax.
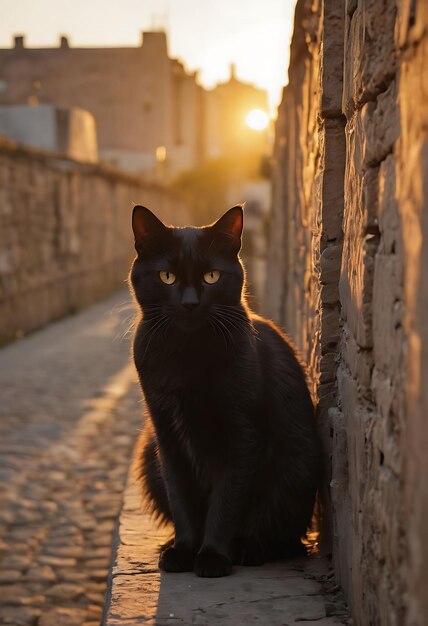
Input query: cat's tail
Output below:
<box><xmin>133</xmin><ymin>424</ymin><xmax>173</xmax><ymax>526</ymax></box>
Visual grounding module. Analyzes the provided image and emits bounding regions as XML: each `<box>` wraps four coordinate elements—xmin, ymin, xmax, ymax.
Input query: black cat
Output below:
<box><xmin>130</xmin><ymin>205</ymin><xmax>322</xmax><ymax>578</ymax></box>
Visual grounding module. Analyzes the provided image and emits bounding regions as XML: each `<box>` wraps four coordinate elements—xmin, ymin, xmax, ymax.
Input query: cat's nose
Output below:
<box><xmin>181</xmin><ymin>286</ymin><xmax>199</xmax><ymax>311</ymax></box>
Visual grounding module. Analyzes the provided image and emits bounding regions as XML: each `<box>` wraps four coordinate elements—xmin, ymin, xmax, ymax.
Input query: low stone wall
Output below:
<box><xmin>0</xmin><ymin>139</ymin><xmax>190</xmax><ymax>344</ymax></box>
<box><xmin>266</xmin><ymin>1</ymin><xmax>428</xmax><ymax>624</ymax></box>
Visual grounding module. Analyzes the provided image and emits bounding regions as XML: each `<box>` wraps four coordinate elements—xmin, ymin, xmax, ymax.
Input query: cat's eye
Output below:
<box><xmin>203</xmin><ymin>270</ymin><xmax>220</xmax><ymax>284</ymax></box>
<box><xmin>159</xmin><ymin>271</ymin><xmax>176</xmax><ymax>285</ymax></box>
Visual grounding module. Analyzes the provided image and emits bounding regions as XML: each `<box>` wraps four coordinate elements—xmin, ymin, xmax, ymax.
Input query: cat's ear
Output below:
<box><xmin>132</xmin><ymin>205</ymin><xmax>167</xmax><ymax>253</ymax></box>
<box><xmin>211</xmin><ymin>205</ymin><xmax>244</xmax><ymax>252</ymax></box>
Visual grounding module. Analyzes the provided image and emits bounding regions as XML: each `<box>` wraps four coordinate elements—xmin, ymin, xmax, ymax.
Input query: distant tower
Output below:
<box><xmin>140</xmin><ymin>31</ymin><xmax>168</xmax><ymax>57</ymax></box>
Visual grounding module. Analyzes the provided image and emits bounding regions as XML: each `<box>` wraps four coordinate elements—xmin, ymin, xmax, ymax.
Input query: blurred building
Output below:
<box><xmin>0</xmin><ymin>33</ymin><xmax>203</xmax><ymax>179</ymax></box>
<box><xmin>226</xmin><ymin>179</ymin><xmax>271</xmax><ymax>310</ymax></box>
<box><xmin>0</xmin><ymin>34</ymin><xmax>269</xmax><ymax>181</ymax></box>
<box><xmin>204</xmin><ymin>65</ymin><xmax>269</xmax><ymax>160</ymax></box>
<box><xmin>0</xmin><ymin>104</ymin><xmax>98</xmax><ymax>162</ymax></box>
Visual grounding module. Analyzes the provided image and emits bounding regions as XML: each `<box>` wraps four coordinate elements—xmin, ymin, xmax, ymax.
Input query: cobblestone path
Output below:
<box><xmin>0</xmin><ymin>290</ymin><xmax>141</xmax><ymax>626</ymax></box>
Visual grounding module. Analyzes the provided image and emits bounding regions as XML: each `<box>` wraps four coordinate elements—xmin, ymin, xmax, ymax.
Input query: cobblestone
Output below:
<box><xmin>0</xmin><ymin>290</ymin><xmax>141</xmax><ymax>625</ymax></box>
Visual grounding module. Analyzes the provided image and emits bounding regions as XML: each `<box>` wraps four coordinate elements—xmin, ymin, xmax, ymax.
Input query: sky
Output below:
<box><xmin>0</xmin><ymin>0</ymin><xmax>297</xmax><ymax>114</ymax></box>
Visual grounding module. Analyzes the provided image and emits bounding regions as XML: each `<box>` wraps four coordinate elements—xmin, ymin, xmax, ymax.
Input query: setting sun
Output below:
<box><xmin>245</xmin><ymin>109</ymin><xmax>269</xmax><ymax>131</ymax></box>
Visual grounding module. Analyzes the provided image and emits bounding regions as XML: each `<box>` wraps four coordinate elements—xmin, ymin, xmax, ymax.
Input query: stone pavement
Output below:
<box><xmin>0</xmin><ymin>290</ymin><xmax>141</xmax><ymax>626</ymax></box>
<box><xmin>103</xmin><ymin>479</ymin><xmax>350</xmax><ymax>626</ymax></box>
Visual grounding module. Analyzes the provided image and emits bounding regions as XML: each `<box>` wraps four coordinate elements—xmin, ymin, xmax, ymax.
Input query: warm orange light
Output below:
<box><xmin>156</xmin><ymin>145</ymin><xmax>167</xmax><ymax>162</ymax></box>
<box><xmin>245</xmin><ymin>109</ymin><xmax>269</xmax><ymax>131</ymax></box>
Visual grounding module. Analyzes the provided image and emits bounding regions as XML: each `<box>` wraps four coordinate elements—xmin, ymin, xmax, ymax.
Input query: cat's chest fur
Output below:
<box><xmin>134</xmin><ymin>326</ymin><xmax>259</xmax><ymax>470</ymax></box>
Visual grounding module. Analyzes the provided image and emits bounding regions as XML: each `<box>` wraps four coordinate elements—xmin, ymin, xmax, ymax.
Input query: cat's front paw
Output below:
<box><xmin>159</xmin><ymin>544</ymin><xmax>195</xmax><ymax>572</ymax></box>
<box><xmin>194</xmin><ymin>546</ymin><xmax>232</xmax><ymax>577</ymax></box>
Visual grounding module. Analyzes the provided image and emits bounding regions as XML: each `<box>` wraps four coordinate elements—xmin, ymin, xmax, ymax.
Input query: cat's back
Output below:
<box><xmin>251</xmin><ymin>314</ymin><xmax>313</xmax><ymax>413</ymax></box>
<box><xmin>251</xmin><ymin>314</ymin><xmax>304</xmax><ymax>370</ymax></box>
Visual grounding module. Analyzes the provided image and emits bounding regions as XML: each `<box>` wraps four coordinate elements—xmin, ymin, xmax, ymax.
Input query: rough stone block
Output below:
<box><xmin>342</xmin><ymin>0</ymin><xmax>397</xmax><ymax>114</ymax></box>
<box><xmin>319</xmin><ymin>352</ymin><xmax>337</xmax><ymax>384</ymax></box>
<box><xmin>378</xmin><ymin>155</ymin><xmax>400</xmax><ymax>254</ymax></box>
<box><xmin>362</xmin><ymin>166</ymin><xmax>379</xmax><ymax>233</ymax></box>
<box><xmin>321</xmin><ymin>1</ymin><xmax>345</xmax><ymax>117</ymax></box>
<box><xmin>339</xmin><ymin>234</ymin><xmax>377</xmax><ymax>350</ymax></box>
<box><xmin>372</xmin><ymin>253</ymin><xmax>402</xmax><ymax>372</ymax></box>
<box><xmin>320</xmin><ymin>244</ymin><xmax>342</xmax><ymax>287</ymax></box>
<box><xmin>322</xmin><ymin>119</ymin><xmax>346</xmax><ymax>241</ymax></box>
<box><xmin>320</xmin><ymin>307</ymin><xmax>341</xmax><ymax>354</ymax></box>
<box><xmin>361</xmin><ymin>82</ymin><xmax>399</xmax><ymax>167</ymax></box>
<box><xmin>395</xmin><ymin>0</ymin><xmax>428</xmax><ymax>49</ymax></box>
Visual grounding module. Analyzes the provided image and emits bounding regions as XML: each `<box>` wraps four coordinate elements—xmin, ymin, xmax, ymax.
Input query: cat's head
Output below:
<box><xmin>130</xmin><ymin>205</ymin><xmax>245</xmax><ymax>331</ymax></box>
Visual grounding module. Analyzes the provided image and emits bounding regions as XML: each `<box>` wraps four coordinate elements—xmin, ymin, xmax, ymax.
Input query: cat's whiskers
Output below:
<box><xmin>107</xmin><ymin>298</ymin><xmax>139</xmax><ymax>342</ymax></box>
<box><xmin>218</xmin><ymin>315</ymin><xmax>250</xmax><ymax>340</ymax></box>
<box><xmin>117</xmin><ymin>313</ymin><xmax>138</xmax><ymax>342</ymax></box>
<box><xmin>210</xmin><ymin>313</ymin><xmax>239</xmax><ymax>354</ymax></box>
<box><xmin>160</xmin><ymin>317</ymin><xmax>171</xmax><ymax>342</ymax></box>
<box><xmin>142</xmin><ymin>304</ymin><xmax>164</xmax><ymax>315</ymax></box>
<box><xmin>208</xmin><ymin>314</ymin><xmax>231</xmax><ymax>353</ymax></box>
<box><xmin>222</xmin><ymin>314</ymin><xmax>255</xmax><ymax>338</ymax></box>
<box><xmin>140</xmin><ymin>314</ymin><xmax>170</xmax><ymax>362</ymax></box>
<box><xmin>207</xmin><ymin>318</ymin><xmax>218</xmax><ymax>341</ymax></box>
<box><xmin>212</xmin><ymin>306</ymin><xmax>259</xmax><ymax>342</ymax></box>
<box><xmin>112</xmin><ymin>299</ymin><xmax>136</xmax><ymax>314</ymax></box>
<box><xmin>144</xmin><ymin>314</ymin><xmax>169</xmax><ymax>336</ymax></box>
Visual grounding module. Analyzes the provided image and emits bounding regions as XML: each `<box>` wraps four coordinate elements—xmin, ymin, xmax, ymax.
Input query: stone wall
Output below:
<box><xmin>266</xmin><ymin>0</ymin><xmax>346</xmax><ymax>553</ymax></box>
<box><xmin>266</xmin><ymin>1</ymin><xmax>428</xmax><ymax>624</ymax></box>
<box><xmin>0</xmin><ymin>138</ymin><xmax>190</xmax><ymax>344</ymax></box>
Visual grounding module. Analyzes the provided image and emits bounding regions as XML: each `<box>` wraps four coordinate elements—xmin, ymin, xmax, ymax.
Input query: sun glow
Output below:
<box><xmin>245</xmin><ymin>109</ymin><xmax>269</xmax><ymax>131</ymax></box>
